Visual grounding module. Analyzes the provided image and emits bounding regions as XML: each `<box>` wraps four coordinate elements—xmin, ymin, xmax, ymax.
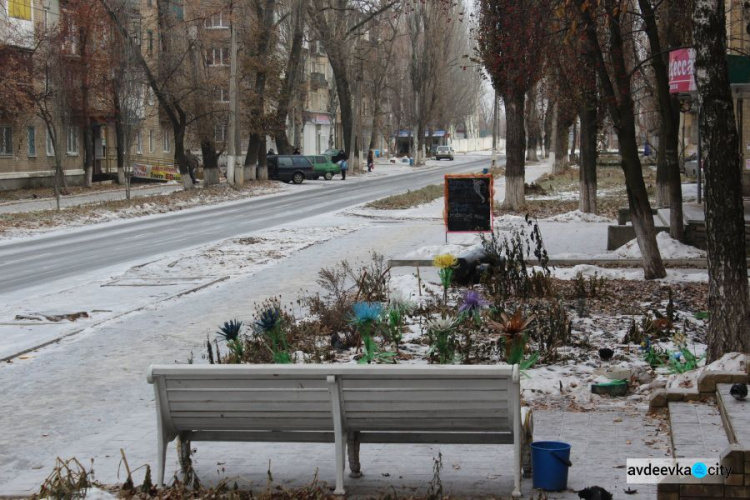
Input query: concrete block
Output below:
<box><xmin>658</xmin><ymin>483</ymin><xmax>680</xmax><ymax>493</ymax></box>
<box><xmin>698</xmin><ymin>372</ymin><xmax>717</xmax><ymax>393</ymax></box>
<box><xmin>725</xmin><ymin>473</ymin><xmax>744</xmax><ymax>486</ymax></box>
<box><xmin>725</xmin><ymin>485</ymin><xmax>750</xmax><ymax>497</ymax></box>
<box><xmin>656</xmin><ymin>492</ymin><xmax>679</xmax><ymax>500</ymax></box>
<box><xmin>730</xmin><ymin>373</ymin><xmax>749</xmax><ymax>383</ymax></box>
<box><xmin>667</xmin><ymin>391</ymin><xmax>686</xmax><ymax>402</ymax></box>
<box><xmin>650</xmin><ymin>389</ymin><xmax>669</xmax><ymax>408</ymax></box>
<box><xmin>679</xmin><ymin>484</ymin><xmax>725</xmax><ymax>497</ymax></box>
<box><xmin>608</xmin><ymin>224</ymin><xmax>670</xmax><ymax>250</ymax></box>
<box><xmin>721</xmin><ymin>445</ymin><xmax>745</xmax><ymax>472</ymax></box>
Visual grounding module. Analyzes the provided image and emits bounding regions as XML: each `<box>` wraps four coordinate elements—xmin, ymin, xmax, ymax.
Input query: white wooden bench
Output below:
<box><xmin>147</xmin><ymin>364</ymin><xmax>529</xmax><ymax>496</ymax></box>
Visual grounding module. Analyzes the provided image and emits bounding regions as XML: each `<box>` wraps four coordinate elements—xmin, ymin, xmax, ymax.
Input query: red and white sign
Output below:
<box><xmin>669</xmin><ymin>49</ymin><xmax>696</xmax><ymax>94</ymax></box>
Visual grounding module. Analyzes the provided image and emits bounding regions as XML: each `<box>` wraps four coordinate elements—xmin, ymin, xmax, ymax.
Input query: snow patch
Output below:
<box><xmin>616</xmin><ymin>232</ymin><xmax>705</xmax><ymax>259</ymax></box>
<box><xmin>543</xmin><ymin>210</ymin><xmax>616</xmax><ymax>224</ymax></box>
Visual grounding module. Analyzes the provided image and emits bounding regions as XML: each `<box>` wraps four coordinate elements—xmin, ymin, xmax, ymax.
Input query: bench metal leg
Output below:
<box><xmin>347</xmin><ymin>432</ymin><xmax>362</xmax><ymax>478</ymax></box>
<box><xmin>511</xmin><ymin>366</ymin><xmax>522</xmax><ymax>498</ymax></box>
<box><xmin>522</xmin><ymin>409</ymin><xmax>534</xmax><ymax>479</ymax></box>
<box><xmin>328</xmin><ymin>375</ymin><xmax>346</xmax><ymax>495</ymax></box>
<box><xmin>157</xmin><ymin>425</ymin><xmax>168</xmax><ymax>487</ymax></box>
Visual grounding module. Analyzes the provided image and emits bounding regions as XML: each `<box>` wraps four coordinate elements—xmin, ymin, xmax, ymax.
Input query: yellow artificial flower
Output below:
<box><xmin>433</xmin><ymin>253</ymin><xmax>458</xmax><ymax>269</ymax></box>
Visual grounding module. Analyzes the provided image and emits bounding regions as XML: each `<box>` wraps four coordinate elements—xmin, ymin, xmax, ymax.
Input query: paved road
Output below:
<box><xmin>0</xmin><ymin>157</ymin><xmax>497</xmax><ymax>294</ymax></box>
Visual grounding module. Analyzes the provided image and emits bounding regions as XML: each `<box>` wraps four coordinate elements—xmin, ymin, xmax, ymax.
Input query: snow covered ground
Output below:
<box><xmin>0</xmin><ymin>153</ymin><xmax>712</xmax><ymax>496</ymax></box>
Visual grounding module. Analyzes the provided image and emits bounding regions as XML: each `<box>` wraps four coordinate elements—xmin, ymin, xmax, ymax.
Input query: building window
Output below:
<box><xmin>147</xmin><ymin>30</ymin><xmax>154</xmax><ymax>56</ymax></box>
<box><xmin>67</xmin><ymin>126</ymin><xmax>79</xmax><ymax>155</ymax></box>
<box><xmin>215</xmin><ymin>124</ymin><xmax>226</xmax><ymax>142</ymax></box>
<box><xmin>148</xmin><ymin>129</ymin><xmax>154</xmax><ymax>153</ymax></box>
<box><xmin>27</xmin><ymin>126</ymin><xmax>35</xmax><ymax>157</ymax></box>
<box><xmin>162</xmin><ymin>128</ymin><xmax>170</xmax><ymax>153</ymax></box>
<box><xmin>215</xmin><ymin>86</ymin><xmax>229</xmax><ymax>102</ymax></box>
<box><xmin>0</xmin><ymin>126</ymin><xmax>12</xmax><ymax>156</ymax></box>
<box><xmin>8</xmin><ymin>0</ymin><xmax>32</xmax><ymax>21</ymax></box>
<box><xmin>205</xmin><ymin>12</ymin><xmax>229</xmax><ymax>29</ymax></box>
<box><xmin>136</xmin><ymin>131</ymin><xmax>142</xmax><ymax>154</ymax></box>
<box><xmin>46</xmin><ymin>128</ymin><xmax>55</xmax><ymax>156</ymax></box>
<box><xmin>207</xmin><ymin>48</ymin><xmax>229</xmax><ymax>66</ymax></box>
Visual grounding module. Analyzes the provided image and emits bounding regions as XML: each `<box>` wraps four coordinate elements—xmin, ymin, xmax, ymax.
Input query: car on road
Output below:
<box><xmin>267</xmin><ymin>155</ymin><xmax>314</xmax><ymax>184</ymax></box>
<box><xmin>307</xmin><ymin>155</ymin><xmax>341</xmax><ymax>180</ymax></box>
<box><xmin>435</xmin><ymin>145</ymin><xmax>454</xmax><ymax>161</ymax></box>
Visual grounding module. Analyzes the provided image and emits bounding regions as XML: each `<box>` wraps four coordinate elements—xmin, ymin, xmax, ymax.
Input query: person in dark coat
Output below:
<box><xmin>293</xmin><ymin>147</ymin><xmax>301</xmax><ymax>155</ymax></box>
<box><xmin>367</xmin><ymin>150</ymin><xmax>374</xmax><ymax>172</ymax></box>
<box><xmin>185</xmin><ymin>149</ymin><xmax>199</xmax><ymax>184</ymax></box>
<box><xmin>267</xmin><ymin>148</ymin><xmax>275</xmax><ymax>156</ymax></box>
<box><xmin>338</xmin><ymin>150</ymin><xmax>348</xmax><ymax>180</ymax></box>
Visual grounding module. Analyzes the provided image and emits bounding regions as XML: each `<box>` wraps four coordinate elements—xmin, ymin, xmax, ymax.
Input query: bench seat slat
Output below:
<box><xmin>172</xmin><ymin>417</ymin><xmax>334</xmax><ymax>431</ymax></box>
<box><xmin>345</xmin><ymin>419</ymin><xmax>509</xmax><ymax>432</ymax></box>
<box><xmin>189</xmin><ymin>431</ymin><xmax>336</xmax><ymax>443</ymax></box>
<box><xmin>166</xmin><ymin>379</ymin><xmax>329</xmax><ymax>390</ymax></box>
<box><xmin>173</xmin><ymin>411</ymin><xmax>333</xmax><ymax>419</ymax></box>
<box><xmin>166</xmin><ymin>390</ymin><xmax>331</xmax><ymax>402</ymax></box>
<box><xmin>342</xmin><ymin>390</ymin><xmax>506</xmax><ymax>402</ymax></box>
<box><xmin>344</xmin><ymin>401</ymin><xmax>507</xmax><ymax>412</ymax></box>
<box><xmin>169</xmin><ymin>401</ymin><xmax>332</xmax><ymax>412</ymax></box>
<box><xmin>356</xmin><ymin>432</ymin><xmax>514</xmax><ymax>445</ymax></box>
<box><xmin>340</xmin><ymin>378</ymin><xmax>508</xmax><ymax>390</ymax></box>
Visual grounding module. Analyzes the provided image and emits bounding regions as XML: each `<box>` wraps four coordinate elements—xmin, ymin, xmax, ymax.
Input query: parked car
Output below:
<box><xmin>307</xmin><ymin>155</ymin><xmax>341</xmax><ymax>180</ymax></box>
<box><xmin>435</xmin><ymin>145</ymin><xmax>454</xmax><ymax>161</ymax></box>
<box><xmin>323</xmin><ymin>148</ymin><xmax>347</xmax><ymax>164</ymax></box>
<box><xmin>267</xmin><ymin>155</ymin><xmax>314</xmax><ymax>184</ymax></box>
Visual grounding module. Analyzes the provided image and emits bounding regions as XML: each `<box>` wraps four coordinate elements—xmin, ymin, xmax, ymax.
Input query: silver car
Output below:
<box><xmin>435</xmin><ymin>145</ymin><xmax>454</xmax><ymax>161</ymax></box>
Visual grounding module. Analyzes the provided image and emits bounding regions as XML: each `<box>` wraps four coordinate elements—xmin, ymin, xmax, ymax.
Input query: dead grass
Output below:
<box><xmin>366</xmin><ymin>167</ymin><xmax>504</xmax><ymax>211</ymax></box>
<box><xmin>0</xmin><ymin>182</ymin><xmax>279</xmax><ymax>235</ymax></box>
<box><xmin>0</xmin><ymin>180</ymin><xmax>157</xmax><ymax>202</ymax></box>
<box><xmin>497</xmin><ymin>166</ymin><xmax>661</xmax><ymax>219</ymax></box>
<box><xmin>365</xmin><ymin>184</ymin><xmax>445</xmax><ymax>210</ymax></box>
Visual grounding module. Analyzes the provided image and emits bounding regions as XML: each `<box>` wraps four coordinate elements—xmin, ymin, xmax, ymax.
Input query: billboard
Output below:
<box><xmin>669</xmin><ymin>49</ymin><xmax>696</xmax><ymax>94</ymax></box>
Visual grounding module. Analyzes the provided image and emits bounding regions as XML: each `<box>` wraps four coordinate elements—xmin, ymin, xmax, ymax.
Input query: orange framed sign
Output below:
<box><xmin>444</xmin><ymin>174</ymin><xmax>493</xmax><ymax>233</ymax></box>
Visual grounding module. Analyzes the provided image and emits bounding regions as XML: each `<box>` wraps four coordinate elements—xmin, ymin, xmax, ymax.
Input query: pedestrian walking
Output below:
<box><xmin>267</xmin><ymin>148</ymin><xmax>276</xmax><ymax>156</ymax></box>
<box><xmin>293</xmin><ymin>147</ymin><xmax>301</xmax><ymax>155</ymax></box>
<box><xmin>185</xmin><ymin>149</ymin><xmax>199</xmax><ymax>185</ymax></box>
<box><xmin>339</xmin><ymin>156</ymin><xmax>348</xmax><ymax>180</ymax></box>
<box><xmin>367</xmin><ymin>150</ymin><xmax>374</xmax><ymax>172</ymax></box>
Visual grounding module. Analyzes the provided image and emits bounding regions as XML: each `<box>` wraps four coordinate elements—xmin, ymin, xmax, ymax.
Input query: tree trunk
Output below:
<box><xmin>554</xmin><ymin>122</ymin><xmax>569</xmax><ymax>174</ymax></box>
<box><xmin>83</xmin><ymin>121</ymin><xmax>94</xmax><ymax>187</ymax></box>
<box><xmin>503</xmin><ymin>91</ymin><xmax>526</xmax><ymax>210</ymax></box>
<box><xmin>526</xmin><ymin>88</ymin><xmax>539</xmax><ymax>162</ymax></box>
<box><xmin>272</xmin><ymin>0</ymin><xmax>304</xmax><ymax>155</ymax></box>
<box><xmin>257</xmin><ymin>147</ymin><xmax>268</xmax><ymax>180</ymax></box>
<box><xmin>201</xmin><ymin>139</ymin><xmax>220</xmax><ymax>186</ymax></box>
<box><xmin>115</xmin><ymin>111</ymin><xmax>125</xmax><ymax>185</ymax></box>
<box><xmin>580</xmin><ymin>5</ymin><xmax>666</xmax><ymax>279</ymax></box>
<box><xmin>543</xmin><ymin>103</ymin><xmax>553</xmax><ymax>158</ymax></box>
<box><xmin>693</xmin><ymin>0</ymin><xmax>750</xmax><ymax>360</ymax></box>
<box><xmin>579</xmin><ymin>103</ymin><xmax>598</xmax><ymax>213</ymax></box>
<box><xmin>570</xmin><ymin>120</ymin><xmax>577</xmax><ymax>157</ymax></box>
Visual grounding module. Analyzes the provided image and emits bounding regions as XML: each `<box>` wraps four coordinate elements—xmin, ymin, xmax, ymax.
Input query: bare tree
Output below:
<box><xmin>693</xmin><ymin>0</ymin><xmax>750</xmax><ymax>359</ymax></box>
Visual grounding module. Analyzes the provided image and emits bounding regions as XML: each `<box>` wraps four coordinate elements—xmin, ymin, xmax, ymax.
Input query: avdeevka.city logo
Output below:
<box><xmin>626</xmin><ymin>458</ymin><xmax>731</xmax><ymax>484</ymax></box>
<box><xmin>691</xmin><ymin>462</ymin><xmax>708</xmax><ymax>479</ymax></box>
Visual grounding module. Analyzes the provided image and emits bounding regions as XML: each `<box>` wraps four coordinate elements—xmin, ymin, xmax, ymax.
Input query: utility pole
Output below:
<box><xmin>229</xmin><ymin>2</ymin><xmax>243</xmax><ymax>185</ymax></box>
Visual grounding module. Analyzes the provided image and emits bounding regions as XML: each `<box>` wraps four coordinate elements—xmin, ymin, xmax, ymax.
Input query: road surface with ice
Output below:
<box><xmin>0</xmin><ymin>157</ymin><xmax>492</xmax><ymax>295</ymax></box>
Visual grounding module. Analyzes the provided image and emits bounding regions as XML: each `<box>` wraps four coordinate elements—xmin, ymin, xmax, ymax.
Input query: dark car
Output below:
<box><xmin>307</xmin><ymin>155</ymin><xmax>341</xmax><ymax>180</ymax></box>
<box><xmin>267</xmin><ymin>155</ymin><xmax>314</xmax><ymax>184</ymax></box>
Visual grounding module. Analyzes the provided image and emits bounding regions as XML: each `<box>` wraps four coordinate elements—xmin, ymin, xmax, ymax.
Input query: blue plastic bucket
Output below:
<box><xmin>409</xmin><ymin>157</ymin><xmax>414</xmax><ymax>166</ymax></box>
<box><xmin>375</xmin><ymin>149</ymin><xmax>380</xmax><ymax>158</ymax></box>
<box><xmin>530</xmin><ymin>441</ymin><xmax>572</xmax><ymax>491</ymax></box>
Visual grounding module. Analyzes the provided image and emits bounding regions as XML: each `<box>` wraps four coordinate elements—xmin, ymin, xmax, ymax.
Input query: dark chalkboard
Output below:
<box><xmin>444</xmin><ymin>174</ymin><xmax>493</xmax><ymax>232</ymax></box>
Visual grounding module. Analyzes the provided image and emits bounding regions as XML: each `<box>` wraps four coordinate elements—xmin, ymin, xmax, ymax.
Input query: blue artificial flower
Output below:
<box><xmin>351</xmin><ymin>302</ymin><xmax>383</xmax><ymax>325</ymax></box>
<box><xmin>217</xmin><ymin>319</ymin><xmax>243</xmax><ymax>342</ymax></box>
<box><xmin>672</xmin><ymin>352</ymin><xmax>682</xmax><ymax>360</ymax></box>
<box><xmin>255</xmin><ymin>305</ymin><xmax>281</xmax><ymax>333</ymax></box>
<box><xmin>458</xmin><ymin>290</ymin><xmax>489</xmax><ymax>314</ymax></box>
